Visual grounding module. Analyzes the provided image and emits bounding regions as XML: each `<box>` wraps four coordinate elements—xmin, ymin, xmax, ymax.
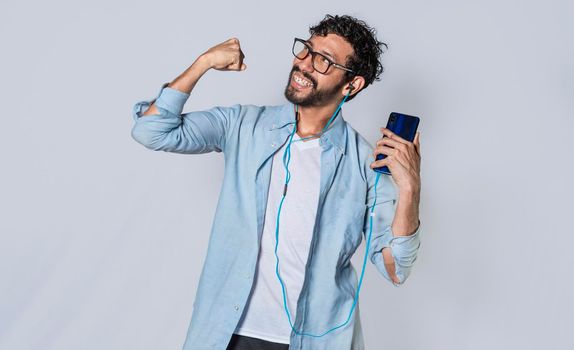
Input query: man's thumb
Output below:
<box><xmin>241</xmin><ymin>63</ymin><xmax>247</xmax><ymax>70</ymax></box>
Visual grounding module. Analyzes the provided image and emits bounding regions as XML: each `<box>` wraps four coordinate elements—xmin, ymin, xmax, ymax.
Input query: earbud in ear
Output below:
<box><xmin>348</xmin><ymin>82</ymin><xmax>356</xmax><ymax>92</ymax></box>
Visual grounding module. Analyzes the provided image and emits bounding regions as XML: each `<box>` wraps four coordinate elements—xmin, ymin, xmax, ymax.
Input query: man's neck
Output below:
<box><xmin>294</xmin><ymin>102</ymin><xmax>340</xmax><ymax>139</ymax></box>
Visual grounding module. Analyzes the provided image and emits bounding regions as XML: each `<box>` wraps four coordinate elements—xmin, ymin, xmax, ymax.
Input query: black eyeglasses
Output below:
<box><xmin>292</xmin><ymin>37</ymin><xmax>355</xmax><ymax>75</ymax></box>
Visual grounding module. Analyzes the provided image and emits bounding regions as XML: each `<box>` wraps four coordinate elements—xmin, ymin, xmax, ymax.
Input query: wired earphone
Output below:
<box><xmin>273</xmin><ymin>81</ymin><xmax>384</xmax><ymax>337</ymax></box>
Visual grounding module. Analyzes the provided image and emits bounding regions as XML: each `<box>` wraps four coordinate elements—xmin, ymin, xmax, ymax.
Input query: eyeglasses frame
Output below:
<box><xmin>292</xmin><ymin>37</ymin><xmax>356</xmax><ymax>75</ymax></box>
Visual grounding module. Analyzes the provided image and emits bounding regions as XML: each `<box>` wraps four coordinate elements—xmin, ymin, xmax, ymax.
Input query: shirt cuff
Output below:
<box><xmin>371</xmin><ymin>223</ymin><xmax>421</xmax><ymax>287</ymax></box>
<box><xmin>388</xmin><ymin>222</ymin><xmax>421</xmax><ymax>253</ymax></box>
<box><xmin>132</xmin><ymin>82</ymin><xmax>190</xmax><ymax>121</ymax></box>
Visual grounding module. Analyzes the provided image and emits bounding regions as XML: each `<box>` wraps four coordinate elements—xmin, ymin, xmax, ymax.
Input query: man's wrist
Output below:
<box><xmin>195</xmin><ymin>53</ymin><xmax>214</xmax><ymax>71</ymax></box>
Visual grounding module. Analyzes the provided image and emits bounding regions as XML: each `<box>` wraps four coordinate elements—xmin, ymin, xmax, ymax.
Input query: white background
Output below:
<box><xmin>1</xmin><ymin>0</ymin><xmax>572</xmax><ymax>349</ymax></box>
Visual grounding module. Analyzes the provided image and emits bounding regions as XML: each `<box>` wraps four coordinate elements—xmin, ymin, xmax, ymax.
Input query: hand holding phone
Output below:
<box><xmin>373</xmin><ymin>112</ymin><xmax>420</xmax><ymax>175</ymax></box>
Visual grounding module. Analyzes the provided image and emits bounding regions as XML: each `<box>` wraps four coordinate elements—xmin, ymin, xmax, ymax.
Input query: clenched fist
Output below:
<box><xmin>202</xmin><ymin>37</ymin><xmax>247</xmax><ymax>71</ymax></box>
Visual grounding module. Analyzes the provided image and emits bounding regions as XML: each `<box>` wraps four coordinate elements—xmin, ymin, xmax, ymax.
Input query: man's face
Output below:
<box><xmin>284</xmin><ymin>33</ymin><xmax>355</xmax><ymax>107</ymax></box>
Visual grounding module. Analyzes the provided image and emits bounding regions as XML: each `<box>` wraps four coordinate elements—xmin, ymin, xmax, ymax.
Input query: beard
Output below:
<box><xmin>284</xmin><ymin>66</ymin><xmax>348</xmax><ymax>107</ymax></box>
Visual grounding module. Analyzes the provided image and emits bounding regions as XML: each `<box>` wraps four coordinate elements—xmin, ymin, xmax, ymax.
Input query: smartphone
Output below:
<box><xmin>373</xmin><ymin>112</ymin><xmax>420</xmax><ymax>175</ymax></box>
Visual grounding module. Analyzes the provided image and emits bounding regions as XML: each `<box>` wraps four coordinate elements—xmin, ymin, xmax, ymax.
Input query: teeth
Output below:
<box><xmin>294</xmin><ymin>74</ymin><xmax>313</xmax><ymax>87</ymax></box>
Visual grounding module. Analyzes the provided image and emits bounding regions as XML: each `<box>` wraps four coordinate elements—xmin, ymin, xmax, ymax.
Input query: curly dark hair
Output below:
<box><xmin>309</xmin><ymin>14</ymin><xmax>388</xmax><ymax>101</ymax></box>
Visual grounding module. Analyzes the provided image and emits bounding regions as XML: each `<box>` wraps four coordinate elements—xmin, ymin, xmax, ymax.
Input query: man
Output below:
<box><xmin>131</xmin><ymin>14</ymin><xmax>421</xmax><ymax>350</ymax></box>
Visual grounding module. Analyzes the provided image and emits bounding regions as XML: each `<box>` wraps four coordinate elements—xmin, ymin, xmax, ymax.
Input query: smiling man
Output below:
<box><xmin>131</xmin><ymin>14</ymin><xmax>422</xmax><ymax>350</ymax></box>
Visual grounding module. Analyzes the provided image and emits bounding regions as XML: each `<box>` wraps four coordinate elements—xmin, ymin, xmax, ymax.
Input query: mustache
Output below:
<box><xmin>291</xmin><ymin>66</ymin><xmax>317</xmax><ymax>87</ymax></box>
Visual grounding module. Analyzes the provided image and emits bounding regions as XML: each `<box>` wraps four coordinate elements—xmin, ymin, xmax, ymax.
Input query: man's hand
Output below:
<box><xmin>370</xmin><ymin>128</ymin><xmax>421</xmax><ymax>193</ymax></box>
<box><xmin>202</xmin><ymin>37</ymin><xmax>247</xmax><ymax>71</ymax></box>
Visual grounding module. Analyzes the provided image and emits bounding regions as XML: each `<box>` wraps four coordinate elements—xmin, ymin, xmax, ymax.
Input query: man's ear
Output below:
<box><xmin>343</xmin><ymin>76</ymin><xmax>366</xmax><ymax>97</ymax></box>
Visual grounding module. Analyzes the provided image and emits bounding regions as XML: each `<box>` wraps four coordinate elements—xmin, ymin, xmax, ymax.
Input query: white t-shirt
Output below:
<box><xmin>234</xmin><ymin>134</ymin><xmax>322</xmax><ymax>344</ymax></box>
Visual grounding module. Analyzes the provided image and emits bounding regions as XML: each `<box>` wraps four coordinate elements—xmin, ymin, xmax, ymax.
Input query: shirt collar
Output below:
<box><xmin>269</xmin><ymin>101</ymin><xmax>348</xmax><ymax>155</ymax></box>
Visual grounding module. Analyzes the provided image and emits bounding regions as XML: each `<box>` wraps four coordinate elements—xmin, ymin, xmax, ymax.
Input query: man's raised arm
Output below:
<box><xmin>131</xmin><ymin>38</ymin><xmax>247</xmax><ymax>154</ymax></box>
<box><xmin>141</xmin><ymin>38</ymin><xmax>247</xmax><ymax>116</ymax></box>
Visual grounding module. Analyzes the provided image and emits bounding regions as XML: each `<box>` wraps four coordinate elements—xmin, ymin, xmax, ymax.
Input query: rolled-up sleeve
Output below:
<box><xmin>131</xmin><ymin>82</ymin><xmax>241</xmax><ymax>154</ymax></box>
<box><xmin>363</xmin><ymin>171</ymin><xmax>421</xmax><ymax>287</ymax></box>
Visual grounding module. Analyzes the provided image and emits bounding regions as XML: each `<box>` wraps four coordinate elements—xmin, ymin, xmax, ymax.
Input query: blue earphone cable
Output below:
<box><xmin>273</xmin><ymin>90</ymin><xmax>383</xmax><ymax>337</ymax></box>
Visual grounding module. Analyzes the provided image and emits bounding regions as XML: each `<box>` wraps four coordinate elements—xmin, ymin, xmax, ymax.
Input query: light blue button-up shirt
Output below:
<box><xmin>131</xmin><ymin>83</ymin><xmax>422</xmax><ymax>349</ymax></box>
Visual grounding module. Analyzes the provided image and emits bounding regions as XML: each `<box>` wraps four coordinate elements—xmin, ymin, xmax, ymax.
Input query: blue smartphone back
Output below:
<box><xmin>374</xmin><ymin>112</ymin><xmax>420</xmax><ymax>175</ymax></box>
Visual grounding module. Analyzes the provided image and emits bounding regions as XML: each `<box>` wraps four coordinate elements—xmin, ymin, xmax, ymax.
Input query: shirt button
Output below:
<box><xmin>234</xmin><ymin>305</ymin><xmax>240</xmax><ymax>311</ymax></box>
<box><xmin>271</xmin><ymin>142</ymin><xmax>276</xmax><ymax>147</ymax></box>
<box><xmin>272</xmin><ymin>124</ymin><xmax>277</xmax><ymax>128</ymax></box>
